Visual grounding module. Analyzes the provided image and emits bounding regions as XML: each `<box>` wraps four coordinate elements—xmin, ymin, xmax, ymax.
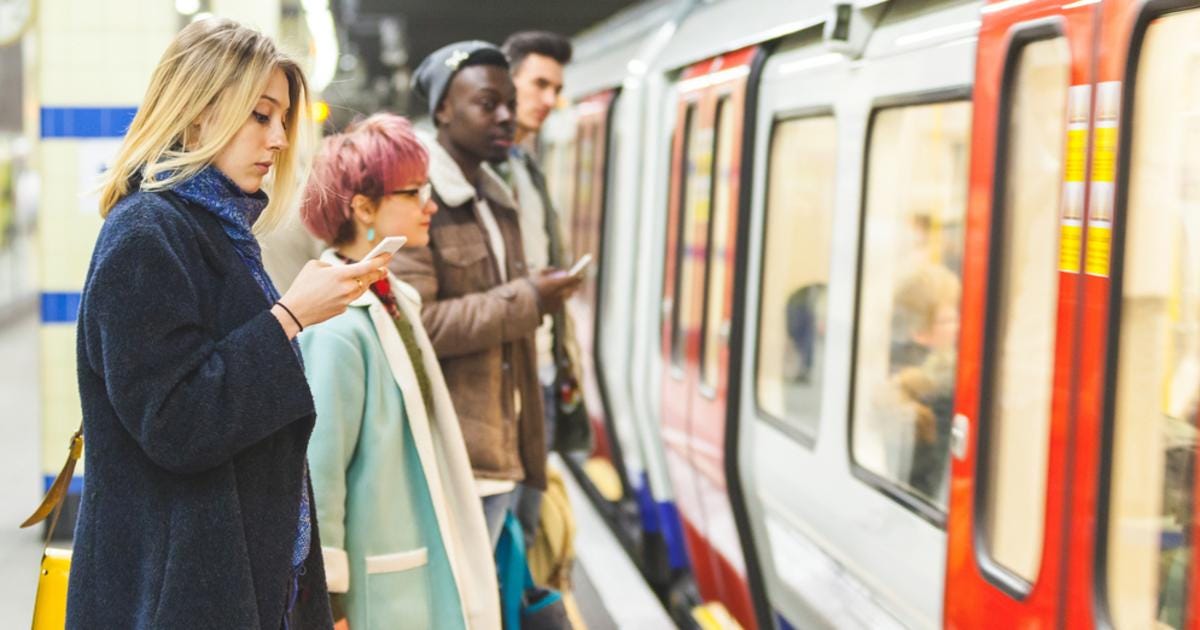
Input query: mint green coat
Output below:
<box><xmin>301</xmin><ymin>251</ymin><xmax>501</xmax><ymax>630</ymax></box>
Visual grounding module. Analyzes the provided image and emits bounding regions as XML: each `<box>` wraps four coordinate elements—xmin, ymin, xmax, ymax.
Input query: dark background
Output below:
<box><xmin>326</xmin><ymin>0</ymin><xmax>642</xmax><ymax>125</ymax></box>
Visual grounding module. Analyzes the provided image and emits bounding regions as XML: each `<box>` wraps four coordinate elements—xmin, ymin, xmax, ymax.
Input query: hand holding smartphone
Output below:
<box><xmin>363</xmin><ymin>236</ymin><xmax>407</xmax><ymax>261</ymax></box>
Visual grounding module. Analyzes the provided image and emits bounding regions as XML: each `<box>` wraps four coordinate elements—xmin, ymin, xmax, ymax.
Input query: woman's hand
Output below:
<box><xmin>272</xmin><ymin>254</ymin><xmax>392</xmax><ymax>338</ymax></box>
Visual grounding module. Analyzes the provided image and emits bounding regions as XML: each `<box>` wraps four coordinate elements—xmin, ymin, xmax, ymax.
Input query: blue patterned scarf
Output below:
<box><xmin>172</xmin><ymin>166</ymin><xmax>313</xmax><ymax>572</ymax></box>
<box><xmin>173</xmin><ymin>167</ymin><xmax>279</xmax><ymax>307</ymax></box>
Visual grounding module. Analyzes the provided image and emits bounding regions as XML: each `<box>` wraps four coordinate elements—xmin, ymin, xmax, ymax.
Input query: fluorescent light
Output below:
<box><xmin>894</xmin><ymin>20</ymin><xmax>981</xmax><ymax>47</ymax></box>
<box><xmin>175</xmin><ymin>0</ymin><xmax>200</xmax><ymax>16</ymax></box>
<box><xmin>938</xmin><ymin>35</ymin><xmax>979</xmax><ymax>49</ymax></box>
<box><xmin>675</xmin><ymin>65</ymin><xmax>750</xmax><ymax>93</ymax></box>
<box><xmin>982</xmin><ymin>0</ymin><xmax>1034</xmax><ymax>14</ymax></box>
<box><xmin>777</xmin><ymin>53</ymin><xmax>843</xmax><ymax>76</ymax></box>
<box><xmin>301</xmin><ymin>0</ymin><xmax>339</xmax><ymax>93</ymax></box>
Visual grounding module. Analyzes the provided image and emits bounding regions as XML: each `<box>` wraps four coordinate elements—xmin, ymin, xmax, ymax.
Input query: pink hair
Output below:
<box><xmin>300</xmin><ymin>113</ymin><xmax>429</xmax><ymax>244</ymax></box>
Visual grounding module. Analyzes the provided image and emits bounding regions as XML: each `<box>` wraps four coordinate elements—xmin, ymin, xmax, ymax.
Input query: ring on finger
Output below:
<box><xmin>356</xmin><ymin>278</ymin><xmax>363</xmax><ymax>290</ymax></box>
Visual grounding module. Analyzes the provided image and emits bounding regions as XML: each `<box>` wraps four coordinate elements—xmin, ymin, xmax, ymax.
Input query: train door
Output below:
<box><xmin>943</xmin><ymin>0</ymin><xmax>1097</xmax><ymax>624</ymax></box>
<box><xmin>1065</xmin><ymin>0</ymin><xmax>1200</xmax><ymax>627</ymax></box>
<box><xmin>565</xmin><ymin>90</ymin><xmax>637</xmax><ymax>504</ymax></box>
<box><xmin>660</xmin><ymin>46</ymin><xmax>758</xmax><ymax>628</ymax></box>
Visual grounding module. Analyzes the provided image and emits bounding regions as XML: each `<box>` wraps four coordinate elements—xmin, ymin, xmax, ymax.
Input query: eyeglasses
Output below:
<box><xmin>391</xmin><ymin>182</ymin><xmax>433</xmax><ymax>206</ymax></box>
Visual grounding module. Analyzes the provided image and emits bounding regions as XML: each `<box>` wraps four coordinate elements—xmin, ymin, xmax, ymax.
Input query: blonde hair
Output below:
<box><xmin>98</xmin><ymin>17</ymin><xmax>312</xmax><ymax>233</ymax></box>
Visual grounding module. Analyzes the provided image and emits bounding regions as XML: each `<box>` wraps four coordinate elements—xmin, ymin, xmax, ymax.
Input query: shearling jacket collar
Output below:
<box><xmin>418</xmin><ymin>131</ymin><xmax>518</xmax><ymax>210</ymax></box>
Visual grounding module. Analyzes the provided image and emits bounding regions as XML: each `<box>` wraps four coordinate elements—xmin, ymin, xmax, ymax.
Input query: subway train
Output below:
<box><xmin>538</xmin><ymin>0</ymin><xmax>1200</xmax><ymax>627</ymax></box>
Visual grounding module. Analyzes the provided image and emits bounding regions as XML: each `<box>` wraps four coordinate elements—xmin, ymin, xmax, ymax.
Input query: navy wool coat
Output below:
<box><xmin>68</xmin><ymin>190</ymin><xmax>333</xmax><ymax>629</ymax></box>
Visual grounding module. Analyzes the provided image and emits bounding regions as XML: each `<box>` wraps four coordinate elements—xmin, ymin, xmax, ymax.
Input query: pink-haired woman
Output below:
<box><xmin>298</xmin><ymin>114</ymin><xmax>500</xmax><ymax>630</ymax></box>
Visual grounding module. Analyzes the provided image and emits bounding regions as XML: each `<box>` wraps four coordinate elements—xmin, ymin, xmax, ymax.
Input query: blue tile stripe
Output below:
<box><xmin>41</xmin><ymin>292</ymin><xmax>81</xmax><ymax>324</ymax></box>
<box><xmin>41</xmin><ymin>106</ymin><xmax>137</xmax><ymax>139</ymax></box>
<box><xmin>43</xmin><ymin>474</ymin><xmax>84</xmax><ymax>495</ymax></box>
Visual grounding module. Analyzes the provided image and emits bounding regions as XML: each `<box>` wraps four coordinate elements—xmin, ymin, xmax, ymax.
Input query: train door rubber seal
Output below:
<box><xmin>972</xmin><ymin>18</ymin><xmax>1067</xmax><ymax>603</ymax></box>
<box><xmin>722</xmin><ymin>41</ymin><xmax>779</xmax><ymax>630</ymax></box>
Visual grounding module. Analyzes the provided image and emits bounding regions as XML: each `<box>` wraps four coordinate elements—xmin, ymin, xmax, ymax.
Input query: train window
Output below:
<box><xmin>1105</xmin><ymin>8</ymin><xmax>1200</xmax><ymax>628</ymax></box>
<box><xmin>979</xmin><ymin>35</ymin><xmax>1070</xmax><ymax>587</ymax></box>
<box><xmin>671</xmin><ymin>104</ymin><xmax>714</xmax><ymax>369</ymax></box>
<box><xmin>700</xmin><ymin>97</ymin><xmax>736</xmax><ymax>390</ymax></box>
<box><xmin>754</xmin><ymin>115</ymin><xmax>837</xmax><ymax>442</ymax></box>
<box><xmin>851</xmin><ymin>100</ymin><xmax>971</xmax><ymax>512</ymax></box>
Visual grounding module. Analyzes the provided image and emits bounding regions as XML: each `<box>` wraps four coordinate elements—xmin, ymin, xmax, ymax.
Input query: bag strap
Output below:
<box><xmin>22</xmin><ymin>427</ymin><xmax>83</xmax><ymax>547</ymax></box>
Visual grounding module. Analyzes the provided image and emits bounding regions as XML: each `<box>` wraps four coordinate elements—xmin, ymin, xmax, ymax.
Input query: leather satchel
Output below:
<box><xmin>25</xmin><ymin>428</ymin><xmax>82</xmax><ymax>630</ymax></box>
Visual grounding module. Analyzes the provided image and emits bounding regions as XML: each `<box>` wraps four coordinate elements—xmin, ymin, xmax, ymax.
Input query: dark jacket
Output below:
<box><xmin>68</xmin><ymin>190</ymin><xmax>332</xmax><ymax>629</ymax></box>
<box><xmin>391</xmin><ymin>137</ymin><xmax>547</xmax><ymax>490</ymax></box>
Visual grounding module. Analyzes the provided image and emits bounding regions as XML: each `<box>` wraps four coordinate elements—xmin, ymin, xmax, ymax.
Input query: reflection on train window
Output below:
<box><xmin>572</xmin><ymin>123</ymin><xmax>599</xmax><ymax>262</ymax></box>
<box><xmin>543</xmin><ymin>137</ymin><xmax>577</xmax><ymax>228</ymax></box>
<box><xmin>671</xmin><ymin>104</ymin><xmax>714</xmax><ymax>368</ymax></box>
<box><xmin>755</xmin><ymin>116</ymin><xmax>837</xmax><ymax>441</ymax></box>
<box><xmin>1106</xmin><ymin>9</ymin><xmax>1200</xmax><ymax>629</ymax></box>
<box><xmin>700</xmin><ymin>97</ymin><xmax>736</xmax><ymax>390</ymax></box>
<box><xmin>980</xmin><ymin>35</ymin><xmax>1070</xmax><ymax>587</ymax></box>
<box><xmin>851</xmin><ymin>100</ymin><xmax>971</xmax><ymax>510</ymax></box>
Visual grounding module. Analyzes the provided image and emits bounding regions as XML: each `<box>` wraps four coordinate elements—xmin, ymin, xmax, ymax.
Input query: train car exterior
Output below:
<box><xmin>547</xmin><ymin>0</ymin><xmax>1200</xmax><ymax>627</ymax></box>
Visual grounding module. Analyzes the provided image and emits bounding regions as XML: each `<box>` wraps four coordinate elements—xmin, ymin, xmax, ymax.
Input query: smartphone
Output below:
<box><xmin>364</xmin><ymin>236</ymin><xmax>407</xmax><ymax>261</ymax></box>
<box><xmin>567</xmin><ymin>253</ymin><xmax>593</xmax><ymax>278</ymax></box>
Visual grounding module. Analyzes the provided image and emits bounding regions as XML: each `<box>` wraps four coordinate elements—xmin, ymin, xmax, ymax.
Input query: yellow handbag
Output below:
<box><xmin>23</xmin><ymin>429</ymin><xmax>82</xmax><ymax>630</ymax></box>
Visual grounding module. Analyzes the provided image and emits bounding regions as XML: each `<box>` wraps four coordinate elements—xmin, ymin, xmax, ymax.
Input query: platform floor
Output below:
<box><xmin>0</xmin><ymin>305</ymin><xmax>46</xmax><ymax>624</ymax></box>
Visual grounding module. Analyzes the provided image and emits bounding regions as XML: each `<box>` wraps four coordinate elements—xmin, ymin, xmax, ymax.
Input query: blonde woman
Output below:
<box><xmin>299</xmin><ymin>114</ymin><xmax>501</xmax><ymax>630</ymax></box>
<box><xmin>69</xmin><ymin>18</ymin><xmax>390</xmax><ymax>629</ymax></box>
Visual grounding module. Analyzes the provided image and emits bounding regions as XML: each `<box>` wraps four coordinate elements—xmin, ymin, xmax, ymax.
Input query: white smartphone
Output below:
<box><xmin>364</xmin><ymin>235</ymin><xmax>407</xmax><ymax>261</ymax></box>
<box><xmin>567</xmin><ymin>253</ymin><xmax>593</xmax><ymax>278</ymax></box>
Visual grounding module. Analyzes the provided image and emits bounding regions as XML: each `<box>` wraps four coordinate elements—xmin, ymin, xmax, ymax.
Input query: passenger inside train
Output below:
<box><xmin>881</xmin><ymin>263</ymin><xmax>960</xmax><ymax>501</ymax></box>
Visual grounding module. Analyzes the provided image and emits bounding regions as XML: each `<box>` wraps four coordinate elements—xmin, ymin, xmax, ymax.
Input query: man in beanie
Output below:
<box><xmin>391</xmin><ymin>41</ymin><xmax>582</xmax><ymax>546</ymax></box>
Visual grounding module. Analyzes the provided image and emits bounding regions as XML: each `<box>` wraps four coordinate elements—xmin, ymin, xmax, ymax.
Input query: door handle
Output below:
<box><xmin>951</xmin><ymin>414</ymin><xmax>970</xmax><ymax>460</ymax></box>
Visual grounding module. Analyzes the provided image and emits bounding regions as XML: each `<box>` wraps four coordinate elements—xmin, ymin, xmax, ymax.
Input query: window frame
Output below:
<box><xmin>699</xmin><ymin>93</ymin><xmax>734</xmax><ymax>398</ymax></box>
<box><xmin>1094</xmin><ymin>0</ymin><xmax>1200</xmax><ymax>623</ymax></box>
<box><xmin>670</xmin><ymin>102</ymin><xmax>699</xmax><ymax>374</ymax></box>
<box><xmin>846</xmin><ymin>86</ymin><xmax>973</xmax><ymax>529</ymax></box>
<box><xmin>970</xmin><ymin>18</ymin><xmax>1069</xmax><ymax>601</ymax></box>
<box><xmin>751</xmin><ymin>107</ymin><xmax>837</xmax><ymax>449</ymax></box>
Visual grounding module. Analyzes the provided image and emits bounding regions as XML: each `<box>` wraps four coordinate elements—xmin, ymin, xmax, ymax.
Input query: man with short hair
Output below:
<box><xmin>392</xmin><ymin>40</ymin><xmax>581</xmax><ymax>546</ymax></box>
<box><xmin>499</xmin><ymin>31</ymin><xmax>590</xmax><ymax>553</ymax></box>
<box><xmin>504</xmin><ymin>31</ymin><xmax>571</xmax><ymax>146</ymax></box>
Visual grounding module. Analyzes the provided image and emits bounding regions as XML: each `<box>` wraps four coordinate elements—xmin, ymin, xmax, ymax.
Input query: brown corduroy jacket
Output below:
<box><xmin>390</xmin><ymin>136</ymin><xmax>547</xmax><ymax>491</ymax></box>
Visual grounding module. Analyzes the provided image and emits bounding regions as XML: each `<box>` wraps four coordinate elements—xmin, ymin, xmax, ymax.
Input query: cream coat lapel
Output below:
<box><xmin>391</xmin><ymin>277</ymin><xmax>502</xmax><ymax>630</ymax></box>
